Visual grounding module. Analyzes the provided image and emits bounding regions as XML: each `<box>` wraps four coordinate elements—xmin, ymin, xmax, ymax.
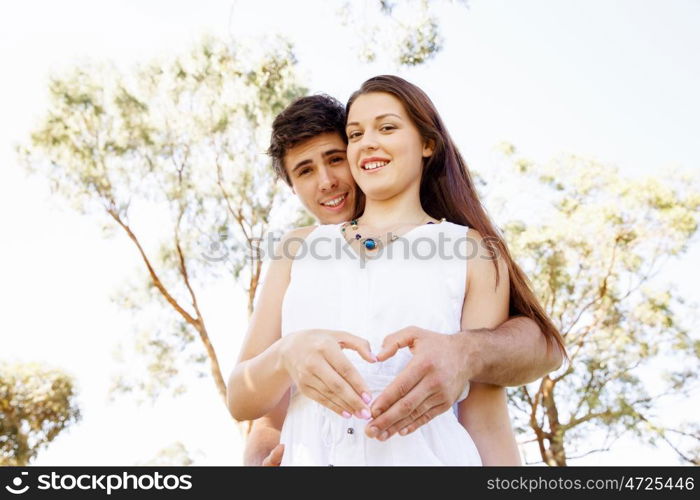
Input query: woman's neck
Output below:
<box><xmin>358</xmin><ymin>188</ymin><xmax>429</xmax><ymax>231</ymax></box>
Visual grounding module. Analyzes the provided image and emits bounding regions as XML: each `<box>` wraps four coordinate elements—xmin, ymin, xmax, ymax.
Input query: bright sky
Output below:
<box><xmin>1</xmin><ymin>0</ymin><xmax>698</xmax><ymax>466</ymax></box>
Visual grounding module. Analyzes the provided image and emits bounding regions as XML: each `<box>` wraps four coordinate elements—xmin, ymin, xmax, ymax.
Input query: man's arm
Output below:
<box><xmin>365</xmin><ymin>316</ymin><xmax>562</xmax><ymax>440</ymax></box>
<box><xmin>460</xmin><ymin>315</ymin><xmax>563</xmax><ymax>387</ymax></box>
<box><xmin>243</xmin><ymin>391</ymin><xmax>289</xmax><ymax>466</ymax></box>
<box><xmin>366</xmin><ymin>231</ymin><xmax>563</xmax><ymax>441</ymax></box>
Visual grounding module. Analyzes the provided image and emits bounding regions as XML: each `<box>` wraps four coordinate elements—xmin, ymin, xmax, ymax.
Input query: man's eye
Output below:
<box><xmin>298</xmin><ymin>168</ymin><xmax>311</xmax><ymax>176</ymax></box>
<box><xmin>330</xmin><ymin>156</ymin><xmax>345</xmax><ymax>164</ymax></box>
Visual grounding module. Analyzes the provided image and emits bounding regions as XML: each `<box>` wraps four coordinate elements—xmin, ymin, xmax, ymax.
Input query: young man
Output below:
<box><xmin>243</xmin><ymin>94</ymin><xmax>563</xmax><ymax>466</ymax></box>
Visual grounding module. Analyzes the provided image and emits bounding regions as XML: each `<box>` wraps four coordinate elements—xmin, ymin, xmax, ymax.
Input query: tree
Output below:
<box><xmin>486</xmin><ymin>143</ymin><xmax>700</xmax><ymax>465</ymax></box>
<box><xmin>16</xmin><ymin>2</ymin><xmax>473</xmax><ymax>424</ymax></box>
<box><xmin>18</xmin><ymin>35</ymin><xmax>307</xmax><ymax>410</ymax></box>
<box><xmin>0</xmin><ymin>362</ymin><xmax>81</xmax><ymax>465</ymax></box>
<box><xmin>337</xmin><ymin>0</ymin><xmax>469</xmax><ymax>66</ymax></box>
<box><xmin>141</xmin><ymin>441</ymin><xmax>197</xmax><ymax>466</ymax></box>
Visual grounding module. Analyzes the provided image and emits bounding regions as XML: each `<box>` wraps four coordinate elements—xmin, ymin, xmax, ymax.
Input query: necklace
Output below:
<box><xmin>341</xmin><ymin>216</ymin><xmax>446</xmax><ymax>251</ymax></box>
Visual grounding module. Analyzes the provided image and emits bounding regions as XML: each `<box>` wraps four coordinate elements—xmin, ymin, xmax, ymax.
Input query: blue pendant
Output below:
<box><xmin>363</xmin><ymin>239</ymin><xmax>377</xmax><ymax>250</ymax></box>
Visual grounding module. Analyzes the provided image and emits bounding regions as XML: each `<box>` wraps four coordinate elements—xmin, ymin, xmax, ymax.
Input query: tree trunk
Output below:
<box><xmin>540</xmin><ymin>376</ymin><xmax>567</xmax><ymax>466</ymax></box>
<box><xmin>543</xmin><ymin>432</ymin><xmax>567</xmax><ymax>466</ymax></box>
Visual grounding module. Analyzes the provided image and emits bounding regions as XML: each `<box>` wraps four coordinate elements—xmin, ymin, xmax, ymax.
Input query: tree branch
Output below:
<box><xmin>566</xmin><ymin>446</ymin><xmax>613</xmax><ymax>461</ymax></box>
<box><xmin>107</xmin><ymin>209</ymin><xmax>197</xmax><ymax>325</ymax></box>
<box><xmin>561</xmin><ymin>234</ymin><xmax>621</xmax><ymax>337</ymax></box>
<box><xmin>215</xmin><ymin>152</ymin><xmax>252</xmax><ymax>243</ymax></box>
<box><xmin>173</xmin><ymin>191</ymin><xmax>227</xmax><ymax>403</ymax></box>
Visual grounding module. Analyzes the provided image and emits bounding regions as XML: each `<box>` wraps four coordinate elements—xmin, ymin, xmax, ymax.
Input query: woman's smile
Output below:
<box><xmin>346</xmin><ymin>92</ymin><xmax>430</xmax><ymax>200</ymax></box>
<box><xmin>360</xmin><ymin>156</ymin><xmax>391</xmax><ymax>173</ymax></box>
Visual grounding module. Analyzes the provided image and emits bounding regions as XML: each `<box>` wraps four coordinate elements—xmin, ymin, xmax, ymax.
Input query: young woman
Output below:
<box><xmin>227</xmin><ymin>75</ymin><xmax>566</xmax><ymax>465</ymax></box>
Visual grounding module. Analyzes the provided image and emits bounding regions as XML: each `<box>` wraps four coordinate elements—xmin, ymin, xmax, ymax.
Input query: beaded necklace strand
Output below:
<box><xmin>341</xmin><ymin>217</ymin><xmax>446</xmax><ymax>250</ymax></box>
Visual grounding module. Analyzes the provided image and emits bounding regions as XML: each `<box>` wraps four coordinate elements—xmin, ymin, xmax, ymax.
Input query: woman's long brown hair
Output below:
<box><xmin>347</xmin><ymin>75</ymin><xmax>567</xmax><ymax>357</ymax></box>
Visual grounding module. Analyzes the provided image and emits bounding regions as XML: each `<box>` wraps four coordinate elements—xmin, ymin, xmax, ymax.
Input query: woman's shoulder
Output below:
<box><xmin>441</xmin><ymin>220</ymin><xmax>477</xmax><ymax>239</ymax></box>
<box><xmin>464</xmin><ymin>228</ymin><xmax>509</xmax><ymax>288</ymax></box>
<box><xmin>441</xmin><ymin>221</ymin><xmax>485</xmax><ymax>242</ymax></box>
<box><xmin>281</xmin><ymin>225</ymin><xmax>318</xmax><ymax>240</ymax></box>
<box><xmin>270</xmin><ymin>225</ymin><xmax>319</xmax><ymax>262</ymax></box>
<box><xmin>283</xmin><ymin>222</ymin><xmax>349</xmax><ymax>241</ymax></box>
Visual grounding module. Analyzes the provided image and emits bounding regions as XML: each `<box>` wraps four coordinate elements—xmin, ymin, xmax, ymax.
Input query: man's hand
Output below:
<box><xmin>279</xmin><ymin>329</ymin><xmax>376</xmax><ymax>419</ymax></box>
<box><xmin>261</xmin><ymin>443</ymin><xmax>285</xmax><ymax>466</ymax></box>
<box><xmin>365</xmin><ymin>326</ymin><xmax>472</xmax><ymax>441</ymax></box>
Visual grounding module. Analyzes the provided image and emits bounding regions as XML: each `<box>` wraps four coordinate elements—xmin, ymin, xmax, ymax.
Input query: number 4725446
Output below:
<box><xmin>624</xmin><ymin>477</ymin><xmax>694</xmax><ymax>491</ymax></box>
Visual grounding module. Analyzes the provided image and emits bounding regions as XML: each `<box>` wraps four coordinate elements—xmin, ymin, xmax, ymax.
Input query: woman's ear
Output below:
<box><xmin>422</xmin><ymin>138</ymin><xmax>436</xmax><ymax>158</ymax></box>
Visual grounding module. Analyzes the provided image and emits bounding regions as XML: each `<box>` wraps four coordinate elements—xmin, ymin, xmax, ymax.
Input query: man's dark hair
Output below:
<box><xmin>268</xmin><ymin>94</ymin><xmax>347</xmax><ymax>186</ymax></box>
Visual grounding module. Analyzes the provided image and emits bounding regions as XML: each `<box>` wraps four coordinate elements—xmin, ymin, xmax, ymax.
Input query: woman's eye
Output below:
<box><xmin>380</xmin><ymin>124</ymin><xmax>396</xmax><ymax>132</ymax></box>
<box><xmin>299</xmin><ymin>168</ymin><xmax>311</xmax><ymax>176</ymax></box>
<box><xmin>348</xmin><ymin>131</ymin><xmax>362</xmax><ymax>140</ymax></box>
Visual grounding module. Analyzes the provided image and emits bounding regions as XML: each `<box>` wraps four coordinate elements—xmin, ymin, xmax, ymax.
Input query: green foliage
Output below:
<box><xmin>141</xmin><ymin>441</ymin><xmax>197</xmax><ymax>466</ymax></box>
<box><xmin>337</xmin><ymin>0</ymin><xmax>468</xmax><ymax>66</ymax></box>
<box><xmin>0</xmin><ymin>362</ymin><xmax>81</xmax><ymax>465</ymax></box>
<box><xmin>398</xmin><ymin>16</ymin><xmax>442</xmax><ymax>66</ymax></box>
<box><xmin>18</xmin><ymin>35</ymin><xmax>308</xmax><ymax>405</ymax></box>
<box><xmin>489</xmin><ymin>144</ymin><xmax>700</xmax><ymax>464</ymax></box>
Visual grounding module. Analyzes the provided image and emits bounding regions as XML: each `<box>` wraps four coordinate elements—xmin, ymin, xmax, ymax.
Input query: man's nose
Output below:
<box><xmin>318</xmin><ymin>166</ymin><xmax>339</xmax><ymax>192</ymax></box>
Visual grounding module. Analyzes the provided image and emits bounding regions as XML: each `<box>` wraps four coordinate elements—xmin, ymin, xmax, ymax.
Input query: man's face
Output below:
<box><xmin>284</xmin><ymin>132</ymin><xmax>357</xmax><ymax>224</ymax></box>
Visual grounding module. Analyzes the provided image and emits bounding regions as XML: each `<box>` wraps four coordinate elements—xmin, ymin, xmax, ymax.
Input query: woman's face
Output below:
<box><xmin>345</xmin><ymin>92</ymin><xmax>433</xmax><ymax>202</ymax></box>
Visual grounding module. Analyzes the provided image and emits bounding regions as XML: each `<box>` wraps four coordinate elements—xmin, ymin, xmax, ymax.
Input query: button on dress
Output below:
<box><xmin>278</xmin><ymin>222</ymin><xmax>482</xmax><ymax>466</ymax></box>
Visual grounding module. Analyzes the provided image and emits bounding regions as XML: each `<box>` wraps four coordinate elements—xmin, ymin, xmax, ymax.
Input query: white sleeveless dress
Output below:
<box><xmin>278</xmin><ymin>221</ymin><xmax>482</xmax><ymax>466</ymax></box>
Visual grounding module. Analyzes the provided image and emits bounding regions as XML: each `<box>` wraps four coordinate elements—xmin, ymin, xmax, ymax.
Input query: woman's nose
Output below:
<box><xmin>359</xmin><ymin>131</ymin><xmax>379</xmax><ymax>151</ymax></box>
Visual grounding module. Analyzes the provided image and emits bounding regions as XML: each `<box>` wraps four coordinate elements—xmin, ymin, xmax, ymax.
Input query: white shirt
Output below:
<box><xmin>278</xmin><ymin>222</ymin><xmax>481</xmax><ymax>466</ymax></box>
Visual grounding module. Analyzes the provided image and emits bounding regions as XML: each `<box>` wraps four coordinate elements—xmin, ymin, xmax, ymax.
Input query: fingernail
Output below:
<box><xmin>371</xmin><ymin>353</ymin><xmax>378</xmax><ymax>362</ymax></box>
<box><xmin>342</xmin><ymin>411</ymin><xmax>351</xmax><ymax>419</ymax></box>
<box><xmin>361</xmin><ymin>408</ymin><xmax>371</xmax><ymax>420</ymax></box>
<box><xmin>399</xmin><ymin>428</ymin><xmax>408</xmax><ymax>436</ymax></box>
<box><xmin>379</xmin><ymin>431</ymin><xmax>389</xmax><ymax>441</ymax></box>
<box><xmin>367</xmin><ymin>426</ymin><xmax>378</xmax><ymax>438</ymax></box>
<box><xmin>362</xmin><ymin>392</ymin><xmax>372</xmax><ymax>404</ymax></box>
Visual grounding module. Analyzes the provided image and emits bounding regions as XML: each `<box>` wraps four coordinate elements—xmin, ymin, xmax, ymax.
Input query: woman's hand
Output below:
<box><xmin>363</xmin><ymin>326</ymin><xmax>471</xmax><ymax>440</ymax></box>
<box><xmin>278</xmin><ymin>329</ymin><xmax>377</xmax><ymax>419</ymax></box>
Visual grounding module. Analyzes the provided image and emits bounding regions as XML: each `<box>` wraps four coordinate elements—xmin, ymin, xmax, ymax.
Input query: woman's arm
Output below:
<box><xmin>227</xmin><ymin>226</ymin><xmax>375</xmax><ymax>422</ymax></box>
<box><xmin>457</xmin><ymin>229</ymin><xmax>521</xmax><ymax>465</ymax></box>
<box><xmin>226</xmin><ymin>227</ymin><xmax>314</xmax><ymax>421</ymax></box>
